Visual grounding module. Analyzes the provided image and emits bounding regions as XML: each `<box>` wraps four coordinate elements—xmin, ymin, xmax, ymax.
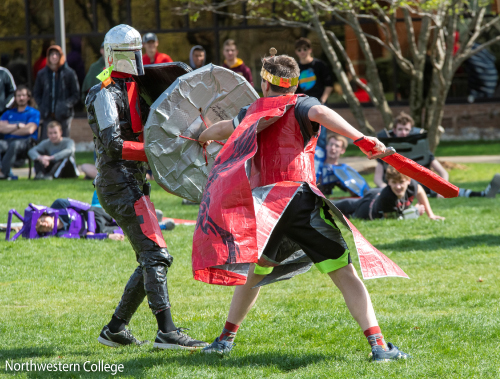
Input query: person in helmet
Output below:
<box><xmin>85</xmin><ymin>24</ymin><xmax>207</xmax><ymax>350</ymax></box>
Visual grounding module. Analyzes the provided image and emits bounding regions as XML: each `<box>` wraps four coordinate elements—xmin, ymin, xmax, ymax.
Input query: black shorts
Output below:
<box><xmin>255</xmin><ymin>186</ymin><xmax>351</xmax><ymax>275</ymax></box>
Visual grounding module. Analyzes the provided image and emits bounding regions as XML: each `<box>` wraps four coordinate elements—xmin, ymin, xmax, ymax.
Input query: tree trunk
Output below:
<box><xmin>424</xmin><ymin>72</ymin><xmax>448</xmax><ymax>152</ymax></box>
<box><xmin>409</xmin><ymin>64</ymin><xmax>425</xmax><ymax>128</ymax></box>
<box><xmin>346</xmin><ymin>12</ymin><xmax>394</xmax><ymax>130</ymax></box>
<box><xmin>306</xmin><ymin>1</ymin><xmax>374</xmax><ymax>135</ymax></box>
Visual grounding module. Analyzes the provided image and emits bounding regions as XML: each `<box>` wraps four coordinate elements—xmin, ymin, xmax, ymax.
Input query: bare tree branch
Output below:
<box><xmin>402</xmin><ymin>6</ymin><xmax>419</xmax><ymax>61</ymax></box>
<box><xmin>454</xmin><ymin>34</ymin><xmax>500</xmax><ymax>70</ymax></box>
<box><xmin>325</xmin><ymin>30</ymin><xmax>377</xmax><ymax>105</ymax></box>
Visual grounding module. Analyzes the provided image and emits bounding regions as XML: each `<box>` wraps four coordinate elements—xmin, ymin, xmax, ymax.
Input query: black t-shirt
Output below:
<box><xmin>371</xmin><ymin>179</ymin><xmax>418</xmax><ymax>219</ymax></box>
<box><xmin>296</xmin><ymin>58</ymin><xmax>333</xmax><ymax>101</ymax></box>
<box><xmin>233</xmin><ymin>95</ymin><xmax>322</xmax><ymax>146</ymax></box>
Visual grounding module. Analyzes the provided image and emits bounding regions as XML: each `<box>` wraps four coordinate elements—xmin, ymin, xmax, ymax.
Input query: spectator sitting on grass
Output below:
<box><xmin>317</xmin><ymin>134</ymin><xmax>370</xmax><ymax>197</ymax></box>
<box><xmin>0</xmin><ymin>85</ymin><xmax>40</xmax><ymax>180</ymax></box>
<box><xmin>35</xmin><ymin>198</ymin><xmax>124</xmax><ymax>240</ymax></box>
<box><xmin>28</xmin><ymin>121</ymin><xmax>79</xmax><ymax>180</ymax></box>
<box><xmin>334</xmin><ymin>166</ymin><xmax>445</xmax><ymax>221</ymax></box>
<box><xmin>374</xmin><ymin>112</ymin><xmax>500</xmax><ymax>198</ymax></box>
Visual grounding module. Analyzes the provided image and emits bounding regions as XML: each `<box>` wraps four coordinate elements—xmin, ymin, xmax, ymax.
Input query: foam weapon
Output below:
<box><xmin>354</xmin><ymin>137</ymin><xmax>459</xmax><ymax>198</ymax></box>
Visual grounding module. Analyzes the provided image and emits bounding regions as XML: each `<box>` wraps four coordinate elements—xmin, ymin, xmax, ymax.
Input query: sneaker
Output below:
<box><xmin>201</xmin><ymin>337</ymin><xmax>234</xmax><ymax>355</ymax></box>
<box><xmin>153</xmin><ymin>328</ymin><xmax>209</xmax><ymax>350</ymax></box>
<box><xmin>155</xmin><ymin>209</ymin><xmax>163</xmax><ymax>222</ymax></box>
<box><xmin>159</xmin><ymin>218</ymin><xmax>176</xmax><ymax>231</ymax></box>
<box><xmin>97</xmin><ymin>325</ymin><xmax>149</xmax><ymax>348</ymax></box>
<box><xmin>485</xmin><ymin>174</ymin><xmax>500</xmax><ymax>198</ymax></box>
<box><xmin>371</xmin><ymin>342</ymin><xmax>410</xmax><ymax>362</ymax></box>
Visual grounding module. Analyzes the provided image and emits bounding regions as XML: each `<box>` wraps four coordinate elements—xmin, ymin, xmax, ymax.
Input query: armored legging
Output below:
<box><xmin>96</xmin><ymin>178</ymin><xmax>173</xmax><ymax>323</ymax></box>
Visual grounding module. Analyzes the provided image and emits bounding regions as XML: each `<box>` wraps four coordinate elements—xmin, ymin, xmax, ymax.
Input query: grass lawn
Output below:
<box><xmin>1</xmin><ymin>163</ymin><xmax>499</xmax><ymax>378</ymax></box>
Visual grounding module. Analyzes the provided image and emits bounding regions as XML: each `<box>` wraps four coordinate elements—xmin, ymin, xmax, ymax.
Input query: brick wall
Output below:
<box><xmin>70</xmin><ymin>117</ymin><xmax>94</xmax><ymax>143</ymax></box>
<box><xmin>334</xmin><ymin>101</ymin><xmax>500</xmax><ymax>140</ymax></box>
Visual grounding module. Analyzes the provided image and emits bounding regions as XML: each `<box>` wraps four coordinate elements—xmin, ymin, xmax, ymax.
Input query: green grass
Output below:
<box><xmin>343</xmin><ymin>139</ymin><xmax>500</xmax><ymax>157</ymax></box>
<box><xmin>1</xmin><ymin>163</ymin><xmax>499</xmax><ymax>378</ymax></box>
<box><xmin>75</xmin><ymin>152</ymin><xmax>95</xmax><ymax>165</ymax></box>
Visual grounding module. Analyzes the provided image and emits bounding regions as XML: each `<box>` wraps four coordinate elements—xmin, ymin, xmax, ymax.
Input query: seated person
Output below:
<box><xmin>317</xmin><ymin>134</ymin><xmax>370</xmax><ymax>197</ymax></box>
<box><xmin>35</xmin><ymin>198</ymin><xmax>124</xmax><ymax>240</ymax></box>
<box><xmin>28</xmin><ymin>121</ymin><xmax>79</xmax><ymax>179</ymax></box>
<box><xmin>0</xmin><ymin>85</ymin><xmax>40</xmax><ymax>179</ymax></box>
<box><xmin>375</xmin><ymin>112</ymin><xmax>499</xmax><ymax>198</ymax></box>
<box><xmin>80</xmin><ymin>163</ymin><xmax>97</xmax><ymax>180</ymax></box>
<box><xmin>334</xmin><ymin>166</ymin><xmax>445</xmax><ymax>221</ymax></box>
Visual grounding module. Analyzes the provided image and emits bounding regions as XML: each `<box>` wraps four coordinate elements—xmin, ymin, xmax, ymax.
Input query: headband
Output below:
<box><xmin>260</xmin><ymin>47</ymin><xmax>299</xmax><ymax>88</ymax></box>
<box><xmin>260</xmin><ymin>67</ymin><xmax>299</xmax><ymax>88</ymax></box>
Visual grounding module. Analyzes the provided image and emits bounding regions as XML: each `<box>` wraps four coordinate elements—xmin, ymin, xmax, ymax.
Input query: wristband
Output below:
<box><xmin>16</xmin><ymin>123</ymin><xmax>20</xmax><ymax>129</ymax></box>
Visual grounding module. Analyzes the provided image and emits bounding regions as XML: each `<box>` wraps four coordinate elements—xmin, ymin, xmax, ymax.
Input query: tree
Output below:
<box><xmin>176</xmin><ymin>0</ymin><xmax>500</xmax><ymax>151</ymax></box>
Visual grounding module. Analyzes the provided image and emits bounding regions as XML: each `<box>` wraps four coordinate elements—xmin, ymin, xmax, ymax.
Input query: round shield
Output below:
<box><xmin>144</xmin><ymin>64</ymin><xmax>259</xmax><ymax>202</ymax></box>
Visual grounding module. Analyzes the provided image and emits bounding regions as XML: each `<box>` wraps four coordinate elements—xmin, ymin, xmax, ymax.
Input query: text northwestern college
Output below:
<box><xmin>5</xmin><ymin>360</ymin><xmax>125</xmax><ymax>375</ymax></box>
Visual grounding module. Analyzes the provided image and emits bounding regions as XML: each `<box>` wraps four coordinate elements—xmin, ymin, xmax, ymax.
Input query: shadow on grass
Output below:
<box><xmin>376</xmin><ymin>234</ymin><xmax>499</xmax><ymax>252</ymax></box>
<box><xmin>0</xmin><ymin>347</ymin><xmax>56</xmax><ymax>360</ymax></box>
<box><xmin>3</xmin><ymin>350</ymin><xmax>337</xmax><ymax>377</ymax></box>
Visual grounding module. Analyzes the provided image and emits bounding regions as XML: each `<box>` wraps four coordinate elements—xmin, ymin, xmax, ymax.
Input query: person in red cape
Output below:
<box><xmin>194</xmin><ymin>51</ymin><xmax>410</xmax><ymax>361</ymax></box>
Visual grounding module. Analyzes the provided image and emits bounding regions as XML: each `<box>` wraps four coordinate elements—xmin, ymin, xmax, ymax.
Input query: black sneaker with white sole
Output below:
<box><xmin>153</xmin><ymin>328</ymin><xmax>209</xmax><ymax>350</ymax></box>
<box><xmin>97</xmin><ymin>325</ymin><xmax>149</xmax><ymax>347</ymax></box>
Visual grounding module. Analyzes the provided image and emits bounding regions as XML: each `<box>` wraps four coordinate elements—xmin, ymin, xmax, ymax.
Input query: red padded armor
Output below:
<box><xmin>126</xmin><ymin>81</ymin><xmax>142</xmax><ymax>133</ymax></box>
<box><xmin>249</xmin><ymin>95</ymin><xmax>318</xmax><ymax>189</ymax></box>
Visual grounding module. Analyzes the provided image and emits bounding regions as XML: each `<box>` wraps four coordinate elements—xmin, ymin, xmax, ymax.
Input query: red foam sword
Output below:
<box><xmin>354</xmin><ymin>137</ymin><xmax>459</xmax><ymax>198</ymax></box>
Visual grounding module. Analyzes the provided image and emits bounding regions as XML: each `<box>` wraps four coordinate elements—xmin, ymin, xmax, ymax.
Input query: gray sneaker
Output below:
<box><xmin>371</xmin><ymin>342</ymin><xmax>410</xmax><ymax>362</ymax></box>
<box><xmin>153</xmin><ymin>328</ymin><xmax>208</xmax><ymax>350</ymax></box>
<box><xmin>97</xmin><ymin>325</ymin><xmax>149</xmax><ymax>347</ymax></box>
<box><xmin>201</xmin><ymin>337</ymin><xmax>234</xmax><ymax>355</ymax></box>
<box><xmin>485</xmin><ymin>174</ymin><xmax>500</xmax><ymax>198</ymax></box>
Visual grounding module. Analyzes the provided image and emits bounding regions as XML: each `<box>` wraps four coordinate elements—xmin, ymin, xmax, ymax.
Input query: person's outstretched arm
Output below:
<box><xmin>416</xmin><ymin>184</ymin><xmax>445</xmax><ymax>220</ymax></box>
<box><xmin>198</xmin><ymin>119</ymin><xmax>234</xmax><ymax>144</ymax></box>
<box><xmin>374</xmin><ymin>162</ymin><xmax>387</xmax><ymax>188</ymax></box>
<box><xmin>308</xmin><ymin>105</ymin><xmax>385</xmax><ymax>157</ymax></box>
<box><xmin>430</xmin><ymin>159</ymin><xmax>449</xmax><ymax>181</ymax></box>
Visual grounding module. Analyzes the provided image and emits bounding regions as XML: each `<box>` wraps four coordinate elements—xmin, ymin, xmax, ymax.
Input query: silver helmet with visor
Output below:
<box><xmin>104</xmin><ymin>24</ymin><xmax>144</xmax><ymax>76</ymax></box>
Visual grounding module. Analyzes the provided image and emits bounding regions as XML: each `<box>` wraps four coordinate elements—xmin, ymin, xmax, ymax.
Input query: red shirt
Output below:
<box><xmin>142</xmin><ymin>52</ymin><xmax>173</xmax><ymax>65</ymax></box>
<box><xmin>33</xmin><ymin>56</ymin><xmax>47</xmax><ymax>79</ymax></box>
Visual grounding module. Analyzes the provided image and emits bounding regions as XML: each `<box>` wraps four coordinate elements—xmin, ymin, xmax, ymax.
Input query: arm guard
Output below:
<box><xmin>122</xmin><ymin>141</ymin><xmax>148</xmax><ymax>162</ymax></box>
<box><xmin>93</xmin><ymin>89</ymin><xmax>125</xmax><ymax>160</ymax></box>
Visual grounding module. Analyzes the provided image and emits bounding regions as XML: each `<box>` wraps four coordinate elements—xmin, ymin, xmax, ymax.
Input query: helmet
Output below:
<box><xmin>104</xmin><ymin>24</ymin><xmax>144</xmax><ymax>76</ymax></box>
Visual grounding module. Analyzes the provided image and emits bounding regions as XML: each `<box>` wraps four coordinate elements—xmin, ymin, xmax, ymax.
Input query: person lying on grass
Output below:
<box><xmin>36</xmin><ymin>198</ymin><xmax>125</xmax><ymax>240</ymax></box>
<box><xmin>334</xmin><ymin>166</ymin><xmax>445</xmax><ymax>221</ymax></box>
<box><xmin>374</xmin><ymin>112</ymin><xmax>500</xmax><ymax>199</ymax></box>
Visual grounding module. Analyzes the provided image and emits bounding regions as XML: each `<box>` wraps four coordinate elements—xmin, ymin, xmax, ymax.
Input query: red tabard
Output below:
<box><xmin>250</xmin><ymin>96</ymin><xmax>317</xmax><ymax>189</ymax></box>
<box><xmin>192</xmin><ymin>94</ymin><xmax>408</xmax><ymax>285</ymax></box>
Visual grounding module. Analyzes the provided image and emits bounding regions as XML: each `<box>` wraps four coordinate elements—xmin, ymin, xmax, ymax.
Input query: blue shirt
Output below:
<box><xmin>1</xmin><ymin>106</ymin><xmax>40</xmax><ymax>140</ymax></box>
